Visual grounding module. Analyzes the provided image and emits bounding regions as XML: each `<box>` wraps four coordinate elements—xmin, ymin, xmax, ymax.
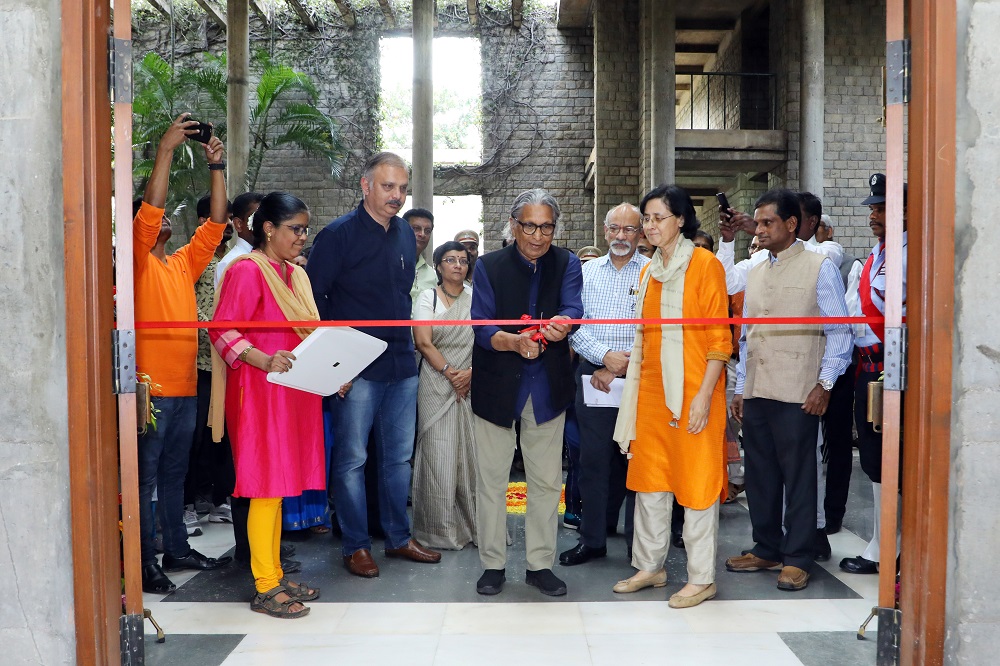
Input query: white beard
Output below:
<box><xmin>610</xmin><ymin>242</ymin><xmax>632</xmax><ymax>256</ymax></box>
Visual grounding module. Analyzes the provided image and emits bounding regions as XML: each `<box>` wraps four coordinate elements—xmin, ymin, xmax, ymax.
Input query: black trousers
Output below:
<box><xmin>743</xmin><ymin>397</ymin><xmax>819</xmax><ymax>571</ymax></box>
<box><xmin>854</xmin><ymin>365</ymin><xmax>887</xmax><ymax>484</ymax></box>
<box><xmin>822</xmin><ymin>365</ymin><xmax>856</xmax><ymax>526</ymax></box>
<box><xmin>575</xmin><ymin>360</ymin><xmax>634</xmax><ymax>549</ymax></box>
<box><xmin>185</xmin><ymin>369</ymin><xmax>235</xmax><ymax>507</ymax></box>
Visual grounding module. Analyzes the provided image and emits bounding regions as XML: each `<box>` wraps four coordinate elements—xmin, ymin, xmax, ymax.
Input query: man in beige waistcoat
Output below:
<box><xmin>724</xmin><ymin>188</ymin><xmax>852</xmax><ymax>591</ymax></box>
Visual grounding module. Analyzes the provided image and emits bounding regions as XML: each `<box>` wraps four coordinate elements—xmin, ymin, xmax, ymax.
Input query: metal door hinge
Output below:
<box><xmin>886</xmin><ymin>39</ymin><xmax>910</xmax><ymax>105</ymax></box>
<box><xmin>120</xmin><ymin>613</ymin><xmax>144</xmax><ymax>665</ymax></box>
<box><xmin>877</xmin><ymin>607</ymin><xmax>902</xmax><ymax>664</ymax></box>
<box><xmin>113</xmin><ymin>329</ymin><xmax>137</xmax><ymax>395</ymax></box>
<box><xmin>109</xmin><ymin>36</ymin><xmax>133</xmax><ymax>103</ymax></box>
<box><xmin>884</xmin><ymin>326</ymin><xmax>907</xmax><ymax>391</ymax></box>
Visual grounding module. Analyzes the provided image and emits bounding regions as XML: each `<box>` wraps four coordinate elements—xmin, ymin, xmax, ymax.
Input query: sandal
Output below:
<box><xmin>280</xmin><ymin>577</ymin><xmax>320</xmax><ymax>601</ymax></box>
<box><xmin>250</xmin><ymin>585</ymin><xmax>310</xmax><ymax>619</ymax></box>
<box><xmin>725</xmin><ymin>482</ymin><xmax>745</xmax><ymax>504</ymax></box>
<box><xmin>309</xmin><ymin>525</ymin><xmax>331</xmax><ymax>535</ymax></box>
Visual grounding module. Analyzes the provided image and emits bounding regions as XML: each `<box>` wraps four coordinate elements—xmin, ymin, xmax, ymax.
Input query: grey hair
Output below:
<box><xmin>510</xmin><ymin>188</ymin><xmax>561</xmax><ymax>225</ymax></box>
<box><xmin>604</xmin><ymin>202</ymin><xmax>640</xmax><ymax>226</ymax></box>
<box><xmin>820</xmin><ymin>213</ymin><xmax>834</xmax><ymax>231</ymax></box>
<box><xmin>362</xmin><ymin>151</ymin><xmax>409</xmax><ymax>182</ymax></box>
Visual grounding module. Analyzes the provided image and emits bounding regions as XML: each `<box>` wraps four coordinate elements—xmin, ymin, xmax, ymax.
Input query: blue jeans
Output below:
<box><xmin>138</xmin><ymin>396</ymin><xmax>197</xmax><ymax>565</ymax></box>
<box><xmin>332</xmin><ymin>375</ymin><xmax>418</xmax><ymax>556</ymax></box>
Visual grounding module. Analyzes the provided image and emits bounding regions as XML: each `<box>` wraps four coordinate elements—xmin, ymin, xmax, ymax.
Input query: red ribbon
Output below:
<box><xmin>133</xmin><ymin>315</ymin><xmax>891</xmax><ymax>330</ymax></box>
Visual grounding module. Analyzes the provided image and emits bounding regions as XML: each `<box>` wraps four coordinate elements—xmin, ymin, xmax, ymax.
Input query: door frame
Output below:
<box><xmin>62</xmin><ymin>0</ymin><xmax>122</xmax><ymax>664</ymax></box>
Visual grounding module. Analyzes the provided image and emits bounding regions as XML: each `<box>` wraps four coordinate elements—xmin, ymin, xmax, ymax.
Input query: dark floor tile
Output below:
<box><xmin>143</xmin><ymin>633</ymin><xmax>243</xmax><ymax>666</ymax></box>
<box><xmin>779</xmin><ymin>631</ymin><xmax>878</xmax><ymax>666</ymax></box>
<box><xmin>167</xmin><ymin>499</ymin><xmax>860</xmax><ymax>603</ymax></box>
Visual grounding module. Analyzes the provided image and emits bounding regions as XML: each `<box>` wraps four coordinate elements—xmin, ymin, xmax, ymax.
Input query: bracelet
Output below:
<box><xmin>439</xmin><ymin>363</ymin><xmax>450</xmax><ymax>374</ymax></box>
<box><xmin>238</xmin><ymin>345</ymin><xmax>255</xmax><ymax>363</ymax></box>
<box><xmin>208</xmin><ymin>162</ymin><xmax>226</xmax><ymax>171</ymax></box>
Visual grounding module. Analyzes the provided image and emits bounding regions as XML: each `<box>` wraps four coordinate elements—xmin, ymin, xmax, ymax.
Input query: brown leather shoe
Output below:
<box><xmin>385</xmin><ymin>539</ymin><xmax>442</xmax><ymax>564</ymax></box>
<box><xmin>777</xmin><ymin>565</ymin><xmax>810</xmax><ymax>591</ymax></box>
<box><xmin>725</xmin><ymin>552</ymin><xmax>783</xmax><ymax>572</ymax></box>
<box><xmin>343</xmin><ymin>549</ymin><xmax>379</xmax><ymax>578</ymax></box>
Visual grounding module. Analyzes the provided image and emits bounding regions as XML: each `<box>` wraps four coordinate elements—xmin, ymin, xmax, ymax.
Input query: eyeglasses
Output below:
<box><xmin>640</xmin><ymin>213</ymin><xmax>678</xmax><ymax>225</ymax></box>
<box><xmin>440</xmin><ymin>257</ymin><xmax>470</xmax><ymax>266</ymax></box>
<box><xmin>606</xmin><ymin>224</ymin><xmax>640</xmax><ymax>235</ymax></box>
<box><xmin>282</xmin><ymin>224</ymin><xmax>310</xmax><ymax>237</ymax></box>
<box><xmin>513</xmin><ymin>218</ymin><xmax>556</xmax><ymax>237</ymax></box>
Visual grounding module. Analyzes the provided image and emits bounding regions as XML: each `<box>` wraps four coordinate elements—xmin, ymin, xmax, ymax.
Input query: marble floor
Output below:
<box><xmin>143</xmin><ymin>457</ymin><xmax>884</xmax><ymax>666</ymax></box>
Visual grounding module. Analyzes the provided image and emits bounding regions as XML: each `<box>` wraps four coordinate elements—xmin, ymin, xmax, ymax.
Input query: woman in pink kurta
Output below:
<box><xmin>210</xmin><ymin>192</ymin><xmax>323</xmax><ymax>619</ymax></box>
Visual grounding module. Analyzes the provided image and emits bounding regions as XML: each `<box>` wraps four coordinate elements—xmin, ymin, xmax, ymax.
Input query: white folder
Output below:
<box><xmin>582</xmin><ymin>375</ymin><xmax>625</xmax><ymax>407</ymax></box>
<box><xmin>267</xmin><ymin>327</ymin><xmax>387</xmax><ymax>396</ymax></box>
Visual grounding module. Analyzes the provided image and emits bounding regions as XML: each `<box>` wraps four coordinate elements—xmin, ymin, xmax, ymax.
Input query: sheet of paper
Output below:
<box><xmin>582</xmin><ymin>375</ymin><xmax>625</xmax><ymax>407</ymax></box>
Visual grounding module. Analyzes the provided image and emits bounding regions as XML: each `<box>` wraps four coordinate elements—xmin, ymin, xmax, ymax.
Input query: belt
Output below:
<box><xmin>856</xmin><ymin>343</ymin><xmax>884</xmax><ymax>373</ymax></box>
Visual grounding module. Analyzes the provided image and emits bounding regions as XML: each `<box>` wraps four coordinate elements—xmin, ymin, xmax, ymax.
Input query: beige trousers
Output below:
<box><xmin>632</xmin><ymin>492</ymin><xmax>720</xmax><ymax>585</ymax></box>
<box><xmin>474</xmin><ymin>397</ymin><xmax>565</xmax><ymax>571</ymax></box>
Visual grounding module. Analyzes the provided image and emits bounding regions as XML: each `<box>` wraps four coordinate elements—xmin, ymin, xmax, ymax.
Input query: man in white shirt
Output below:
<box><xmin>840</xmin><ymin>173</ymin><xmax>908</xmax><ymax>575</ymax></box>
<box><xmin>717</xmin><ymin>191</ymin><xmax>843</xmax><ymax>295</ymax></box>
<box><xmin>215</xmin><ymin>192</ymin><xmax>264</xmax><ymax>288</ymax></box>
<box><xmin>559</xmin><ymin>203</ymin><xmax>649</xmax><ymax>567</ymax></box>
<box><xmin>405</xmin><ymin>208</ymin><xmax>437</xmax><ymax>318</ymax></box>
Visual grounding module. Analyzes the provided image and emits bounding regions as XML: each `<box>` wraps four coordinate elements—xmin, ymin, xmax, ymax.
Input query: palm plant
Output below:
<box><xmin>131</xmin><ymin>50</ymin><xmax>346</xmax><ymax>238</ymax></box>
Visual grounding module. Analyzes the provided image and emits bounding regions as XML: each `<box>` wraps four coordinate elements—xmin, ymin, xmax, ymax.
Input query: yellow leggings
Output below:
<box><xmin>247</xmin><ymin>497</ymin><xmax>284</xmax><ymax>593</ymax></box>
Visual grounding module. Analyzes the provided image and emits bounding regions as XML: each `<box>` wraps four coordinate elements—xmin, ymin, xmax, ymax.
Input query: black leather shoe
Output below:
<box><xmin>280</xmin><ymin>543</ymin><xmax>296</xmax><ymax>558</ymax></box>
<box><xmin>671</xmin><ymin>532</ymin><xmax>685</xmax><ymax>550</ymax></box>
<box><xmin>142</xmin><ymin>563</ymin><xmax>176</xmax><ymax>594</ymax></box>
<box><xmin>526</xmin><ymin>568</ymin><xmax>567</xmax><ymax>596</ymax></box>
<box><xmin>559</xmin><ymin>543</ymin><xmax>607</xmax><ymax>566</ymax></box>
<box><xmin>162</xmin><ymin>548</ymin><xmax>233</xmax><ymax>572</ymax></box>
<box><xmin>839</xmin><ymin>555</ymin><xmax>879</xmax><ymax>574</ymax></box>
<box><xmin>476</xmin><ymin>569</ymin><xmax>506</xmax><ymax>595</ymax></box>
<box><xmin>814</xmin><ymin>529</ymin><xmax>832</xmax><ymax>562</ymax></box>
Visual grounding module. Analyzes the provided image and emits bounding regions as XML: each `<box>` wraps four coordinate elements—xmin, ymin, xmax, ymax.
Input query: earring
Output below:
<box><xmin>267</xmin><ymin>232</ymin><xmax>272</xmax><ymax>240</ymax></box>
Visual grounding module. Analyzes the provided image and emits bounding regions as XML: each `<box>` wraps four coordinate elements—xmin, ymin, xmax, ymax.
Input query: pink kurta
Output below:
<box><xmin>210</xmin><ymin>256</ymin><xmax>325</xmax><ymax>498</ymax></box>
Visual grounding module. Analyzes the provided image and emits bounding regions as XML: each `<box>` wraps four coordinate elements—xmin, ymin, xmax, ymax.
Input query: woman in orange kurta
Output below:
<box><xmin>612</xmin><ymin>184</ymin><xmax>731</xmax><ymax>609</ymax></box>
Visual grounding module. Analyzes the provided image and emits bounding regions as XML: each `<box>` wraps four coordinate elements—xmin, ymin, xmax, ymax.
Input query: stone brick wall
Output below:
<box><xmin>469</xmin><ymin>8</ymin><xmax>594</xmax><ymax>253</ymax></box>
<box><xmin>770</xmin><ymin>0</ymin><xmax>891</xmax><ymax>257</ymax></box>
<box><xmin>822</xmin><ymin>0</ymin><xmax>892</xmax><ymax>258</ymax></box>
<box><xmin>132</xmin><ymin>2</ymin><xmax>595</xmax><ymax>253</ymax></box>
<box><xmin>592</xmin><ymin>0</ymin><xmax>642</xmax><ymax>252</ymax></box>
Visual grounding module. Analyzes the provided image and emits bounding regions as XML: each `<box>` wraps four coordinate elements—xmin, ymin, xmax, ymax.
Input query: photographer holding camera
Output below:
<box><xmin>134</xmin><ymin>113</ymin><xmax>233</xmax><ymax>595</ymax></box>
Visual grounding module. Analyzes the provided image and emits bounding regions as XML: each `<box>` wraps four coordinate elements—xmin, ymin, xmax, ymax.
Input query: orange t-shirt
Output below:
<box><xmin>133</xmin><ymin>202</ymin><xmax>226</xmax><ymax>397</ymax></box>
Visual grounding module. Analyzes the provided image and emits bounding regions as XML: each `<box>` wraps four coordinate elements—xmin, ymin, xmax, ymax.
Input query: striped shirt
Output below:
<box><xmin>569</xmin><ymin>251</ymin><xmax>650</xmax><ymax>366</ymax></box>
<box><xmin>735</xmin><ymin>242</ymin><xmax>853</xmax><ymax>394</ymax></box>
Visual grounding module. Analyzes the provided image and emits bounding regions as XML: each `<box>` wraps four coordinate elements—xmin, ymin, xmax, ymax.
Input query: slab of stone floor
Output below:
<box><xmin>144</xmin><ymin>634</ymin><xmax>243</xmax><ymax>666</ymax></box>
<box><xmin>780</xmin><ymin>631</ymin><xmax>878</xmax><ymax>666</ymax></box>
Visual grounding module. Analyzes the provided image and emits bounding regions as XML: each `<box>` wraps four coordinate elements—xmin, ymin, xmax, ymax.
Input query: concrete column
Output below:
<box><xmin>227</xmin><ymin>0</ymin><xmax>250</xmax><ymax>197</ymax></box>
<box><xmin>650</xmin><ymin>0</ymin><xmax>675</xmax><ymax>185</ymax></box>
<box><xmin>0</xmin><ymin>0</ymin><xmax>76</xmax><ymax>662</ymax></box>
<box><xmin>412</xmin><ymin>0</ymin><xmax>434</xmax><ymax>216</ymax></box>
<box><xmin>798</xmin><ymin>0</ymin><xmax>824</xmax><ymax>196</ymax></box>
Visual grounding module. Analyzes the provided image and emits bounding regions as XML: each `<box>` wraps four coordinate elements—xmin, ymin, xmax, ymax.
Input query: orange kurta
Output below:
<box><xmin>627</xmin><ymin>248</ymin><xmax>732</xmax><ymax>510</ymax></box>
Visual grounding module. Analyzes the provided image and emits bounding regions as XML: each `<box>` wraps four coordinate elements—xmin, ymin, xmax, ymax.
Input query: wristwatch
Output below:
<box><xmin>818</xmin><ymin>379</ymin><xmax>835</xmax><ymax>391</ymax></box>
<box><xmin>439</xmin><ymin>363</ymin><xmax>451</xmax><ymax>374</ymax></box>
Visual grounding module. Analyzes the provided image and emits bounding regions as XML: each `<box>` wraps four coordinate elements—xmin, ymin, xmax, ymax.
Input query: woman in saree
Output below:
<box><xmin>612</xmin><ymin>184</ymin><xmax>731</xmax><ymax>609</ymax></box>
<box><xmin>211</xmin><ymin>192</ymin><xmax>324</xmax><ymax>618</ymax></box>
<box><xmin>411</xmin><ymin>240</ymin><xmax>477</xmax><ymax>550</ymax></box>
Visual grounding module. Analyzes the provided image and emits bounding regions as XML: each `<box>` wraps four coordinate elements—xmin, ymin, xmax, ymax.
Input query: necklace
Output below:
<box><xmin>441</xmin><ymin>286</ymin><xmax>463</xmax><ymax>299</ymax></box>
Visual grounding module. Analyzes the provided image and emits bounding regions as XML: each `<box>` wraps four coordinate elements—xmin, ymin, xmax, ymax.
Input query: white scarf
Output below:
<box><xmin>613</xmin><ymin>237</ymin><xmax>695</xmax><ymax>451</ymax></box>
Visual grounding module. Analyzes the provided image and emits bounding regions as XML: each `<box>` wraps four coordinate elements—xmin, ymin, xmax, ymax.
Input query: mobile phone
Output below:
<box><xmin>186</xmin><ymin>118</ymin><xmax>213</xmax><ymax>144</ymax></box>
<box><xmin>716</xmin><ymin>192</ymin><xmax>731</xmax><ymax>220</ymax></box>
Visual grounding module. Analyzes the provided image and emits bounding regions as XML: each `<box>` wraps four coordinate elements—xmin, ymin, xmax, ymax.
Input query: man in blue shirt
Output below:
<box><xmin>559</xmin><ymin>203</ymin><xmax>649</xmax><ymax>567</ymax></box>
<box><xmin>307</xmin><ymin>152</ymin><xmax>441</xmax><ymax>578</ymax></box>
<box><xmin>470</xmin><ymin>189</ymin><xmax>584</xmax><ymax>597</ymax></box>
